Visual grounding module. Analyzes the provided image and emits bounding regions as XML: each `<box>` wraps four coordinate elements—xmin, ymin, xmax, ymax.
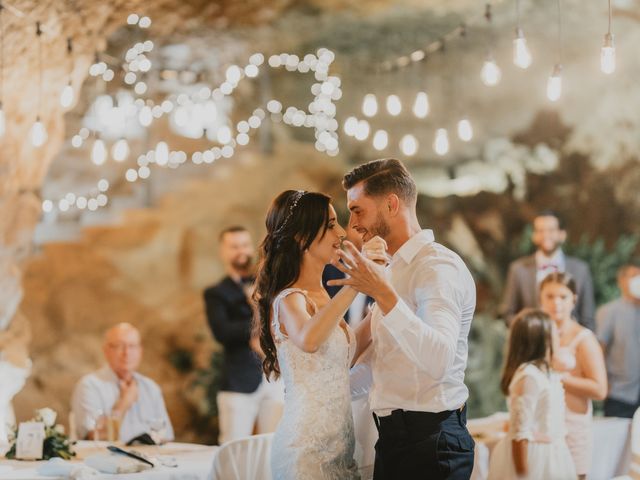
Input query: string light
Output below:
<box><xmin>400</xmin><ymin>134</ymin><xmax>418</xmax><ymax>156</ymax></box>
<box><xmin>30</xmin><ymin>22</ymin><xmax>47</xmax><ymax>147</ymax></box>
<box><xmin>372</xmin><ymin>130</ymin><xmax>388</xmax><ymax>150</ymax></box>
<box><xmin>601</xmin><ymin>0</ymin><xmax>615</xmax><ymax>74</ymax></box>
<box><xmin>386</xmin><ymin>94</ymin><xmax>402</xmax><ymax>116</ymax></box>
<box><xmin>513</xmin><ymin>0</ymin><xmax>532</xmax><ymax>69</ymax></box>
<box><xmin>112</xmin><ymin>138</ymin><xmax>130</xmax><ymax>162</ymax></box>
<box><xmin>362</xmin><ymin>94</ymin><xmax>378</xmax><ymax>117</ymax></box>
<box><xmin>547</xmin><ymin>0</ymin><xmax>563</xmax><ymax>101</ymax></box>
<box><xmin>481</xmin><ymin>3</ymin><xmax>501</xmax><ymax>87</ymax></box>
<box><xmin>60</xmin><ymin>38</ymin><xmax>75</xmax><ymax>109</ymax></box>
<box><xmin>412</xmin><ymin>91</ymin><xmax>430</xmax><ymax>119</ymax></box>
<box><xmin>91</xmin><ymin>137</ymin><xmax>107</xmax><ymax>165</ymax></box>
<box><xmin>457</xmin><ymin>118</ymin><xmax>473</xmax><ymax>142</ymax></box>
<box><xmin>433</xmin><ymin>128</ymin><xmax>450</xmax><ymax>156</ymax></box>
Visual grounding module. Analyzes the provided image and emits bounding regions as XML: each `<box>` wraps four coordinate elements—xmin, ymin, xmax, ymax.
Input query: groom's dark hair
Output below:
<box><xmin>342</xmin><ymin>158</ymin><xmax>417</xmax><ymax>205</ymax></box>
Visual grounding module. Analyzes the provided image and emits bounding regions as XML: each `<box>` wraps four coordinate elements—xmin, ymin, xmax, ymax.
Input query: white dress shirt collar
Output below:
<box><xmin>392</xmin><ymin>229</ymin><xmax>435</xmax><ymax>265</ymax></box>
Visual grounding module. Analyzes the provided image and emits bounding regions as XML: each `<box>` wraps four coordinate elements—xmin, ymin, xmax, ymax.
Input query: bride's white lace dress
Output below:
<box><xmin>270</xmin><ymin>288</ymin><xmax>360</xmax><ymax>480</ymax></box>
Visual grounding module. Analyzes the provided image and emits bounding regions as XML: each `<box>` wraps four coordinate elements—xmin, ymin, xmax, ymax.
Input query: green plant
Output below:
<box><xmin>190</xmin><ymin>350</ymin><xmax>224</xmax><ymax>419</ymax></box>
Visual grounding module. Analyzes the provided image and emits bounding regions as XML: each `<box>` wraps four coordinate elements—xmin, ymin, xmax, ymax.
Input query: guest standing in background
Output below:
<box><xmin>500</xmin><ymin>210</ymin><xmax>595</xmax><ymax>330</ymax></box>
<box><xmin>540</xmin><ymin>273</ymin><xmax>607</xmax><ymax>479</ymax></box>
<box><xmin>597</xmin><ymin>261</ymin><xmax>640</xmax><ymax>418</ymax></box>
<box><xmin>488</xmin><ymin>309</ymin><xmax>575</xmax><ymax>480</ymax></box>
<box><xmin>203</xmin><ymin>226</ymin><xmax>283</xmax><ymax>444</ymax></box>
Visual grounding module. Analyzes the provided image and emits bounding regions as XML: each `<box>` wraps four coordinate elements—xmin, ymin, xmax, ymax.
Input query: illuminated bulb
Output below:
<box><xmin>412</xmin><ymin>92</ymin><xmax>430</xmax><ymax>119</ymax></box>
<box><xmin>42</xmin><ymin>199</ymin><xmax>53</xmax><ymax>213</ymax></box>
<box><xmin>112</xmin><ymin>138</ymin><xmax>130</xmax><ymax>162</ymax></box>
<box><xmin>400</xmin><ymin>134</ymin><xmax>418</xmax><ymax>156</ymax></box>
<box><xmin>0</xmin><ymin>104</ymin><xmax>5</xmax><ymax>138</ymax></box>
<box><xmin>457</xmin><ymin>118</ymin><xmax>473</xmax><ymax>142</ymax></box>
<box><xmin>513</xmin><ymin>28</ymin><xmax>532</xmax><ymax>69</ymax></box>
<box><xmin>546</xmin><ymin>64</ymin><xmax>562</xmax><ymax>102</ymax></box>
<box><xmin>372</xmin><ymin>130</ymin><xmax>388</xmax><ymax>151</ymax></box>
<box><xmin>354</xmin><ymin>120</ymin><xmax>370</xmax><ymax>141</ymax></box>
<box><xmin>362</xmin><ymin>94</ymin><xmax>378</xmax><ymax>117</ymax></box>
<box><xmin>386</xmin><ymin>95</ymin><xmax>402</xmax><ymax>116</ymax></box>
<box><xmin>91</xmin><ymin>138</ymin><xmax>107</xmax><ymax>165</ymax></box>
<box><xmin>155</xmin><ymin>141</ymin><xmax>169</xmax><ymax>166</ymax></box>
<box><xmin>343</xmin><ymin>116</ymin><xmax>358</xmax><ymax>137</ymax></box>
<box><xmin>60</xmin><ymin>82</ymin><xmax>75</xmax><ymax>109</ymax></box>
<box><xmin>433</xmin><ymin>128</ymin><xmax>449</xmax><ymax>156</ymax></box>
<box><xmin>30</xmin><ymin>118</ymin><xmax>47</xmax><ymax>147</ymax></box>
<box><xmin>481</xmin><ymin>57</ymin><xmax>501</xmax><ymax>86</ymax></box>
<box><xmin>600</xmin><ymin>33</ymin><xmax>615</xmax><ymax>74</ymax></box>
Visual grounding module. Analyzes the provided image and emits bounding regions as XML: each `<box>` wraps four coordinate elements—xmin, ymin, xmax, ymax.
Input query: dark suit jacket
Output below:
<box><xmin>203</xmin><ymin>276</ymin><xmax>262</xmax><ymax>393</ymax></box>
<box><xmin>500</xmin><ymin>253</ymin><xmax>596</xmax><ymax>330</ymax></box>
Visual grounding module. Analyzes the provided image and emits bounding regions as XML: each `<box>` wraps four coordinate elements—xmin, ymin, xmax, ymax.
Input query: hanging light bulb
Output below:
<box><xmin>0</xmin><ymin>104</ymin><xmax>5</xmax><ymax>138</ymax></box>
<box><xmin>91</xmin><ymin>138</ymin><xmax>107</xmax><ymax>165</ymax></box>
<box><xmin>30</xmin><ymin>117</ymin><xmax>47</xmax><ymax>147</ymax></box>
<box><xmin>354</xmin><ymin>120</ymin><xmax>370</xmax><ymax>141</ymax></box>
<box><xmin>112</xmin><ymin>138</ymin><xmax>130</xmax><ymax>162</ymax></box>
<box><xmin>433</xmin><ymin>128</ymin><xmax>449</xmax><ymax>156</ymax></box>
<box><xmin>386</xmin><ymin>94</ymin><xmax>402</xmax><ymax>116</ymax></box>
<box><xmin>513</xmin><ymin>28</ymin><xmax>532</xmax><ymax>69</ymax></box>
<box><xmin>412</xmin><ymin>92</ymin><xmax>430</xmax><ymax>119</ymax></box>
<box><xmin>457</xmin><ymin>118</ymin><xmax>473</xmax><ymax>142</ymax></box>
<box><xmin>362</xmin><ymin>94</ymin><xmax>378</xmax><ymax>117</ymax></box>
<box><xmin>546</xmin><ymin>64</ymin><xmax>562</xmax><ymax>102</ymax></box>
<box><xmin>343</xmin><ymin>116</ymin><xmax>358</xmax><ymax>137</ymax></box>
<box><xmin>400</xmin><ymin>134</ymin><xmax>418</xmax><ymax>156</ymax></box>
<box><xmin>155</xmin><ymin>141</ymin><xmax>169</xmax><ymax>166</ymax></box>
<box><xmin>372</xmin><ymin>130</ymin><xmax>388</xmax><ymax>151</ymax></box>
<box><xmin>481</xmin><ymin>56</ymin><xmax>501</xmax><ymax>86</ymax></box>
<box><xmin>600</xmin><ymin>33</ymin><xmax>615</xmax><ymax>74</ymax></box>
<box><xmin>60</xmin><ymin>82</ymin><xmax>74</xmax><ymax>109</ymax></box>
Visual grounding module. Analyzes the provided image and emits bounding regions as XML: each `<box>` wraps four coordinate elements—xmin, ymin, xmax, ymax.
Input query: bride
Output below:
<box><xmin>253</xmin><ymin>190</ymin><xmax>381</xmax><ymax>480</ymax></box>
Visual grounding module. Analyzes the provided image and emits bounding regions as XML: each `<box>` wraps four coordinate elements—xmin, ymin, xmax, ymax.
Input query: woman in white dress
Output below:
<box><xmin>254</xmin><ymin>190</ymin><xmax>379</xmax><ymax>480</ymax></box>
<box><xmin>488</xmin><ymin>308</ymin><xmax>576</xmax><ymax>480</ymax></box>
<box><xmin>540</xmin><ymin>272</ymin><xmax>607</xmax><ymax>479</ymax></box>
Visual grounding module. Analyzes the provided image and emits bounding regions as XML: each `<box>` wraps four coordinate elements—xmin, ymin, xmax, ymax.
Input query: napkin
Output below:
<box><xmin>36</xmin><ymin>458</ymin><xmax>98</xmax><ymax>479</ymax></box>
<box><xmin>84</xmin><ymin>452</ymin><xmax>153</xmax><ymax>474</ymax></box>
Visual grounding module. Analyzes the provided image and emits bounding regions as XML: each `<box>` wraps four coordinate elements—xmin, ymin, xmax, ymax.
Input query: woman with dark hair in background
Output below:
<box><xmin>253</xmin><ymin>190</ymin><xmax>381</xmax><ymax>480</ymax></box>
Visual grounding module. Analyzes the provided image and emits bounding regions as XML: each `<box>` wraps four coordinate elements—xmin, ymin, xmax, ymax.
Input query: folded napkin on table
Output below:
<box><xmin>84</xmin><ymin>452</ymin><xmax>153</xmax><ymax>474</ymax></box>
<box><xmin>36</xmin><ymin>458</ymin><xmax>98</xmax><ymax>479</ymax></box>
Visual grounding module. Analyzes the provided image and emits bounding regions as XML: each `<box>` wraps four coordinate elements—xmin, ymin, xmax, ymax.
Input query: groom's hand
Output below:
<box><xmin>327</xmin><ymin>241</ymin><xmax>399</xmax><ymax>314</ymax></box>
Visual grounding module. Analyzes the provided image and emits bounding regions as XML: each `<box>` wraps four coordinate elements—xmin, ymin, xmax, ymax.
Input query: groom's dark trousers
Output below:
<box><xmin>373</xmin><ymin>405</ymin><xmax>475</xmax><ymax>480</ymax></box>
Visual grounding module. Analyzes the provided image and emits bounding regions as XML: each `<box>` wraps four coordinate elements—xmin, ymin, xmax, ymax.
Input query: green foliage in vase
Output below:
<box><xmin>4</xmin><ymin>409</ymin><xmax>75</xmax><ymax>461</ymax></box>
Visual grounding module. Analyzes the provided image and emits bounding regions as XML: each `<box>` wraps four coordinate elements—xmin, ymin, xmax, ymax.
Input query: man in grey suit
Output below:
<box><xmin>500</xmin><ymin>211</ymin><xmax>595</xmax><ymax>330</ymax></box>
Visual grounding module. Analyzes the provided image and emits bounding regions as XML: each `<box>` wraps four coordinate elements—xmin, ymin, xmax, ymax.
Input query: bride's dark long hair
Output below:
<box><xmin>253</xmin><ymin>190</ymin><xmax>331</xmax><ymax>379</ymax></box>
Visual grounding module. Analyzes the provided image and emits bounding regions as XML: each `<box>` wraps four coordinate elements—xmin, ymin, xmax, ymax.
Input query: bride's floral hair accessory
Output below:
<box><xmin>273</xmin><ymin>190</ymin><xmax>306</xmax><ymax>235</ymax></box>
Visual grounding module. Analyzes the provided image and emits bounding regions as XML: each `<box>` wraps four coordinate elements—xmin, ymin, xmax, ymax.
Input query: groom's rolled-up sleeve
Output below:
<box><xmin>379</xmin><ymin>259</ymin><xmax>463</xmax><ymax>380</ymax></box>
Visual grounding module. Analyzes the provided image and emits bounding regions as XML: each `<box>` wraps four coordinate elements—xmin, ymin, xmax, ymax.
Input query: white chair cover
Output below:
<box><xmin>209</xmin><ymin>433</ymin><xmax>273</xmax><ymax>480</ymax></box>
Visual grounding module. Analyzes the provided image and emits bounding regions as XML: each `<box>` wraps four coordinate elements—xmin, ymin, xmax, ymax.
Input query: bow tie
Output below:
<box><xmin>538</xmin><ymin>264</ymin><xmax>559</xmax><ymax>271</ymax></box>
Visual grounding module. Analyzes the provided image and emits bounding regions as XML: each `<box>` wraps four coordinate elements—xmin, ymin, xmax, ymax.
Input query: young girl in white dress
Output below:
<box><xmin>540</xmin><ymin>272</ymin><xmax>607</xmax><ymax>479</ymax></box>
<box><xmin>254</xmin><ymin>190</ymin><xmax>381</xmax><ymax>480</ymax></box>
<box><xmin>488</xmin><ymin>308</ymin><xmax>576</xmax><ymax>480</ymax></box>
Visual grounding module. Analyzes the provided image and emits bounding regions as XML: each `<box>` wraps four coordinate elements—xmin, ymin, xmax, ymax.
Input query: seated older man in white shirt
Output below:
<box><xmin>329</xmin><ymin>158</ymin><xmax>476</xmax><ymax>480</ymax></box>
<box><xmin>71</xmin><ymin>323</ymin><xmax>174</xmax><ymax>443</ymax></box>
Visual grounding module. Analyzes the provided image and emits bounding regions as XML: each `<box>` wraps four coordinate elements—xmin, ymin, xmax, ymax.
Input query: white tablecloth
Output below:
<box><xmin>0</xmin><ymin>442</ymin><xmax>218</xmax><ymax>480</ymax></box>
<box><xmin>469</xmin><ymin>414</ymin><xmax>632</xmax><ymax>480</ymax></box>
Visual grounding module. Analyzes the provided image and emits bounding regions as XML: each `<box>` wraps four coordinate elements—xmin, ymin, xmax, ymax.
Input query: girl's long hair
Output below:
<box><xmin>252</xmin><ymin>190</ymin><xmax>331</xmax><ymax>379</ymax></box>
<box><xmin>500</xmin><ymin>308</ymin><xmax>554</xmax><ymax>395</ymax></box>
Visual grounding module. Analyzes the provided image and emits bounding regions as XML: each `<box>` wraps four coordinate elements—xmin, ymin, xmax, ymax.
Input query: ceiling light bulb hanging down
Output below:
<box><xmin>400</xmin><ymin>134</ymin><xmax>418</xmax><ymax>156</ymax></box>
<box><xmin>155</xmin><ymin>141</ymin><xmax>169</xmax><ymax>166</ymax></box>
<box><xmin>412</xmin><ymin>92</ymin><xmax>430</xmax><ymax>119</ymax></box>
<box><xmin>372</xmin><ymin>130</ymin><xmax>388</xmax><ymax>151</ymax></box>
<box><xmin>481</xmin><ymin>56</ymin><xmax>501</xmax><ymax>86</ymax></box>
<box><xmin>386</xmin><ymin>94</ymin><xmax>402</xmax><ymax>116</ymax></box>
<box><xmin>600</xmin><ymin>33</ymin><xmax>615</xmax><ymax>74</ymax></box>
<box><xmin>30</xmin><ymin>118</ymin><xmax>47</xmax><ymax>147</ymax></box>
<box><xmin>513</xmin><ymin>28</ymin><xmax>532</xmax><ymax>69</ymax></box>
<box><xmin>546</xmin><ymin>64</ymin><xmax>562</xmax><ymax>102</ymax></box>
<box><xmin>433</xmin><ymin>128</ymin><xmax>449</xmax><ymax>156</ymax></box>
<box><xmin>60</xmin><ymin>82</ymin><xmax>75</xmax><ymax>109</ymax></box>
<box><xmin>362</xmin><ymin>94</ymin><xmax>378</xmax><ymax>117</ymax></box>
<box><xmin>457</xmin><ymin>118</ymin><xmax>473</xmax><ymax>142</ymax></box>
<box><xmin>112</xmin><ymin>138</ymin><xmax>130</xmax><ymax>162</ymax></box>
<box><xmin>91</xmin><ymin>138</ymin><xmax>107</xmax><ymax>165</ymax></box>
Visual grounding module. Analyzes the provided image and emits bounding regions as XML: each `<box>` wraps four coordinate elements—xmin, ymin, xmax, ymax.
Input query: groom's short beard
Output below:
<box><xmin>369</xmin><ymin>211</ymin><xmax>391</xmax><ymax>240</ymax></box>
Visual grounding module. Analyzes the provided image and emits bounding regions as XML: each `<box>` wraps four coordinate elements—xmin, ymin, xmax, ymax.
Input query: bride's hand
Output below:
<box><xmin>362</xmin><ymin>236</ymin><xmax>389</xmax><ymax>265</ymax></box>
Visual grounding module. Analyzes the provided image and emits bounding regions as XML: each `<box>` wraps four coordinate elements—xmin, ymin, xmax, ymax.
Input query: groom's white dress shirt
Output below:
<box><xmin>369</xmin><ymin>229</ymin><xmax>476</xmax><ymax>416</ymax></box>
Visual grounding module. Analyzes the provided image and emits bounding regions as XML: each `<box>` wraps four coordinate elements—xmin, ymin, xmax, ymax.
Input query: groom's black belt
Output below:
<box><xmin>373</xmin><ymin>404</ymin><xmax>467</xmax><ymax>434</ymax></box>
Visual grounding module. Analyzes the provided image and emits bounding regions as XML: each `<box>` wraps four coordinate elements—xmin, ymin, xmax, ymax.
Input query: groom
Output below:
<box><xmin>328</xmin><ymin>158</ymin><xmax>476</xmax><ymax>479</ymax></box>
